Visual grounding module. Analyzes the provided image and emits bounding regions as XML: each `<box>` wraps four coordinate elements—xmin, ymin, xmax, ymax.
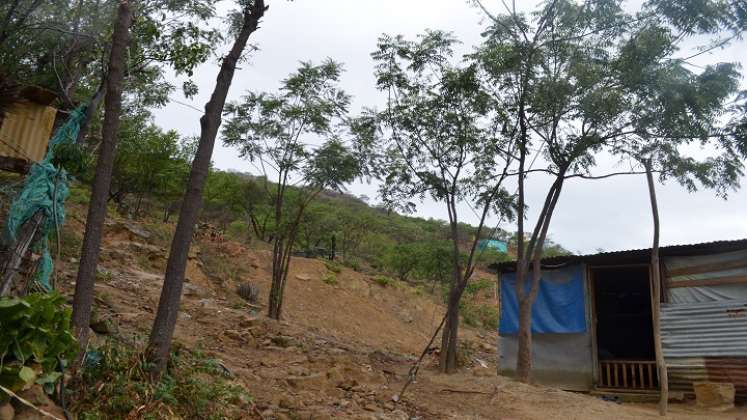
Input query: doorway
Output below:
<box><xmin>592</xmin><ymin>265</ymin><xmax>658</xmax><ymax>390</ymax></box>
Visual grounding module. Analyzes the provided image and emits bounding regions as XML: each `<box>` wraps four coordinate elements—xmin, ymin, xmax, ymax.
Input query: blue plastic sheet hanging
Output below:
<box><xmin>499</xmin><ymin>264</ymin><xmax>587</xmax><ymax>335</ymax></box>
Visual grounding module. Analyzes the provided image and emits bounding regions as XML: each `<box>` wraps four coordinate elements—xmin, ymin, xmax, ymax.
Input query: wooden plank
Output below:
<box><xmin>623</xmin><ymin>363</ymin><xmax>628</xmax><ymax>388</ymax></box>
<box><xmin>668</xmin><ymin>275</ymin><xmax>747</xmax><ymax>288</ymax></box>
<box><xmin>647</xmin><ymin>364</ymin><xmax>653</xmax><ymax>388</ymax></box>
<box><xmin>605</xmin><ymin>363</ymin><xmax>611</xmax><ymax>387</ymax></box>
<box><xmin>639</xmin><ymin>364</ymin><xmax>645</xmax><ymax>389</ymax></box>
<box><xmin>614</xmin><ymin>363</ymin><xmax>619</xmax><ymax>387</ymax></box>
<box><xmin>667</xmin><ymin>259</ymin><xmax>747</xmax><ymax>277</ymax></box>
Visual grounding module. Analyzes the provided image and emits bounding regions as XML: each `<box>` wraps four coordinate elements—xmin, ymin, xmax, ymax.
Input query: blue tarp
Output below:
<box><xmin>499</xmin><ymin>264</ymin><xmax>586</xmax><ymax>335</ymax></box>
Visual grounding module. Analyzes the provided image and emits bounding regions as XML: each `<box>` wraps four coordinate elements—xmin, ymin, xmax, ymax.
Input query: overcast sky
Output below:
<box><xmin>153</xmin><ymin>0</ymin><xmax>747</xmax><ymax>254</ymax></box>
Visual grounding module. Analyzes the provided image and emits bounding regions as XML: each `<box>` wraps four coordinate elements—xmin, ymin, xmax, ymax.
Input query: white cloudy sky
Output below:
<box><xmin>153</xmin><ymin>0</ymin><xmax>747</xmax><ymax>254</ymax></box>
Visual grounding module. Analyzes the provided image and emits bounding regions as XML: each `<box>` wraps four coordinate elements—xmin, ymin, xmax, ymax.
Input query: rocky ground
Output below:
<box><xmin>5</xmin><ymin>200</ymin><xmax>747</xmax><ymax>419</ymax></box>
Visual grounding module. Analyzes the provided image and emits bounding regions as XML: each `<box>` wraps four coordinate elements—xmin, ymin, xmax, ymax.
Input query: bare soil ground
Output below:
<box><xmin>52</xmin><ymin>211</ymin><xmax>747</xmax><ymax>420</ymax></box>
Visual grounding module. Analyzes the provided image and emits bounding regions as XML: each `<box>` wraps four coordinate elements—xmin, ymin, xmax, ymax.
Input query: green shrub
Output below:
<box><xmin>226</xmin><ymin>220</ymin><xmax>249</xmax><ymax>242</ymax></box>
<box><xmin>323</xmin><ymin>260</ymin><xmax>342</xmax><ymax>274</ymax></box>
<box><xmin>373</xmin><ymin>275</ymin><xmax>394</xmax><ymax>287</ymax></box>
<box><xmin>0</xmin><ymin>293</ymin><xmax>77</xmax><ymax>400</ymax></box>
<box><xmin>322</xmin><ymin>273</ymin><xmax>338</xmax><ymax>285</ymax></box>
<box><xmin>460</xmin><ymin>301</ymin><xmax>499</xmax><ymax>330</ymax></box>
<box><xmin>69</xmin><ymin>344</ymin><xmax>251</xmax><ymax>419</ymax></box>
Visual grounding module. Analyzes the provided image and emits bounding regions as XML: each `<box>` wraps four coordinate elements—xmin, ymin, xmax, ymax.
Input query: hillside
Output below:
<box><xmin>29</xmin><ymin>192</ymin><xmax>743</xmax><ymax>419</ymax></box>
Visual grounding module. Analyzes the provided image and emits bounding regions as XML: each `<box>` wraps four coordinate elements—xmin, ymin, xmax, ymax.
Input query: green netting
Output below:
<box><xmin>2</xmin><ymin>105</ymin><xmax>87</xmax><ymax>291</ymax></box>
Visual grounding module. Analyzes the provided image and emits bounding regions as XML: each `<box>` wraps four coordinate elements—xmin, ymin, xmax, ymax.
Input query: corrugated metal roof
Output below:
<box><xmin>491</xmin><ymin>238</ymin><xmax>747</xmax><ymax>272</ymax></box>
<box><xmin>661</xmin><ymin>299</ymin><xmax>747</xmax><ymax>357</ymax></box>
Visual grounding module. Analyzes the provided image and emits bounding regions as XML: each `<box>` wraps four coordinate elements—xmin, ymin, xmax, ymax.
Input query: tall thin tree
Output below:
<box><xmin>146</xmin><ymin>0</ymin><xmax>267</xmax><ymax>376</ymax></box>
<box><xmin>71</xmin><ymin>0</ymin><xmax>132</xmax><ymax>353</ymax></box>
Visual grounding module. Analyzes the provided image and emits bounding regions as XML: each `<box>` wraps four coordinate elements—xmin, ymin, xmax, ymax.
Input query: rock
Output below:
<box><xmin>286</xmin><ymin>373</ymin><xmax>328</xmax><ymax>390</ymax></box>
<box><xmin>278</xmin><ymin>397</ymin><xmax>294</xmax><ymax>409</ymax></box>
<box><xmin>480</xmin><ymin>342</ymin><xmax>494</xmax><ymax>352</ymax></box>
<box><xmin>0</xmin><ymin>403</ymin><xmax>14</xmax><ymax>420</ymax></box>
<box><xmin>238</xmin><ymin>316</ymin><xmax>261</xmax><ymax>328</ymax></box>
<box><xmin>363</xmin><ymin>403</ymin><xmax>378</xmax><ymax>412</ymax></box>
<box><xmin>90</xmin><ymin>310</ymin><xmax>118</xmax><ymax>335</ymax></box>
<box><xmin>694</xmin><ymin>382</ymin><xmax>735</xmax><ymax>411</ymax></box>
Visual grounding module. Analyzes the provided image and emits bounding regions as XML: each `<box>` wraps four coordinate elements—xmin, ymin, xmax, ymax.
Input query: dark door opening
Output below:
<box><xmin>592</xmin><ymin>265</ymin><xmax>658</xmax><ymax>390</ymax></box>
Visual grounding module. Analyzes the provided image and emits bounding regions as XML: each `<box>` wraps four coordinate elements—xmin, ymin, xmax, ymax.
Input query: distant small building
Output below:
<box><xmin>491</xmin><ymin>239</ymin><xmax>747</xmax><ymax>401</ymax></box>
<box><xmin>0</xmin><ymin>86</ymin><xmax>58</xmax><ymax>173</ymax></box>
<box><xmin>477</xmin><ymin>239</ymin><xmax>508</xmax><ymax>253</ymax></box>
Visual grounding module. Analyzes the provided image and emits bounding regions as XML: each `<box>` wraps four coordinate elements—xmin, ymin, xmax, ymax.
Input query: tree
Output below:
<box><xmin>361</xmin><ymin>31</ymin><xmax>516</xmax><ymax>373</ymax></box>
<box><xmin>146</xmin><ymin>0</ymin><xmax>267</xmax><ymax>376</ymax></box>
<box><xmin>222</xmin><ymin>60</ymin><xmax>362</xmax><ymax>319</ymax></box>
<box><xmin>70</xmin><ymin>0</ymin><xmax>132</xmax><ymax>357</ymax></box>
<box><xmin>473</xmin><ymin>0</ymin><xmax>747</xmax><ymax>382</ymax></box>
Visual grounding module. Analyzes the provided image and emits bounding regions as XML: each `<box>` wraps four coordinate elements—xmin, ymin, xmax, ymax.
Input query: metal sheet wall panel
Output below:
<box><xmin>662</xmin><ymin>300</ymin><xmax>747</xmax><ymax>401</ymax></box>
<box><xmin>666</xmin><ymin>357</ymin><xmax>747</xmax><ymax>401</ymax></box>
<box><xmin>661</xmin><ymin>300</ymin><xmax>747</xmax><ymax>357</ymax></box>
<box><xmin>498</xmin><ymin>333</ymin><xmax>594</xmax><ymax>391</ymax></box>
<box><xmin>0</xmin><ymin>100</ymin><xmax>56</xmax><ymax>162</ymax></box>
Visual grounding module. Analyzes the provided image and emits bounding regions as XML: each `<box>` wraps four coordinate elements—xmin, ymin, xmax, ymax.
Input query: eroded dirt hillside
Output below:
<box><xmin>51</xmin><ymin>210</ymin><xmax>746</xmax><ymax>420</ymax></box>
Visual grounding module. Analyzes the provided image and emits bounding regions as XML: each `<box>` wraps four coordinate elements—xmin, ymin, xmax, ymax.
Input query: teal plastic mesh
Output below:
<box><xmin>2</xmin><ymin>105</ymin><xmax>86</xmax><ymax>291</ymax></box>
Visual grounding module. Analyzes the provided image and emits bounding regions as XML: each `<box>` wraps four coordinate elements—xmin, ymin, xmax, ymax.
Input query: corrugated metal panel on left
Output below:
<box><xmin>0</xmin><ymin>100</ymin><xmax>57</xmax><ymax>162</ymax></box>
<box><xmin>661</xmin><ymin>299</ymin><xmax>747</xmax><ymax>357</ymax></box>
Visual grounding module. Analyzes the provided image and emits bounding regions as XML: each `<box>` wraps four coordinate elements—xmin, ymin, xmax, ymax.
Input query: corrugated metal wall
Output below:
<box><xmin>661</xmin><ymin>299</ymin><xmax>747</xmax><ymax>400</ymax></box>
<box><xmin>0</xmin><ymin>100</ymin><xmax>57</xmax><ymax>162</ymax></box>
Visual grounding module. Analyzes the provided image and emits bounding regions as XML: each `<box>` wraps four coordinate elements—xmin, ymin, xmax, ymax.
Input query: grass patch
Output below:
<box><xmin>323</xmin><ymin>260</ymin><xmax>343</xmax><ymax>274</ymax></box>
<box><xmin>68</xmin><ymin>343</ymin><xmax>252</xmax><ymax>419</ymax></box>
<box><xmin>373</xmin><ymin>275</ymin><xmax>394</xmax><ymax>287</ymax></box>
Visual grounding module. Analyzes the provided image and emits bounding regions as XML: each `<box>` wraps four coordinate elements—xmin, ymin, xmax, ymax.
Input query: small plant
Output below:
<box><xmin>69</xmin><ymin>343</ymin><xmax>252</xmax><ymax>419</ymax></box>
<box><xmin>464</xmin><ymin>277</ymin><xmax>494</xmax><ymax>295</ymax></box>
<box><xmin>0</xmin><ymin>292</ymin><xmax>77</xmax><ymax>400</ymax></box>
<box><xmin>322</xmin><ymin>273</ymin><xmax>338</xmax><ymax>285</ymax></box>
<box><xmin>236</xmin><ymin>282</ymin><xmax>259</xmax><ymax>303</ymax></box>
<box><xmin>324</xmin><ymin>260</ymin><xmax>342</xmax><ymax>274</ymax></box>
<box><xmin>460</xmin><ymin>301</ymin><xmax>499</xmax><ymax>330</ymax></box>
<box><xmin>373</xmin><ymin>275</ymin><xmax>393</xmax><ymax>287</ymax></box>
<box><xmin>96</xmin><ymin>269</ymin><xmax>114</xmax><ymax>282</ymax></box>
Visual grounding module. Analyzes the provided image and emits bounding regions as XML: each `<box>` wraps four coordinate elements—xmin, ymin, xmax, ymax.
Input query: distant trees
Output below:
<box><xmin>359</xmin><ymin>31</ymin><xmax>516</xmax><ymax>373</ymax></box>
<box><xmin>473</xmin><ymin>0</ymin><xmax>747</xmax><ymax>382</ymax></box>
<box><xmin>222</xmin><ymin>60</ymin><xmax>363</xmax><ymax>320</ymax></box>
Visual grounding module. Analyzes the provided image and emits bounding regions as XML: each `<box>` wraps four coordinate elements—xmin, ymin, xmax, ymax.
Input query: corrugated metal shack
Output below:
<box><xmin>491</xmin><ymin>239</ymin><xmax>747</xmax><ymax>400</ymax></box>
<box><xmin>0</xmin><ymin>86</ymin><xmax>58</xmax><ymax>173</ymax></box>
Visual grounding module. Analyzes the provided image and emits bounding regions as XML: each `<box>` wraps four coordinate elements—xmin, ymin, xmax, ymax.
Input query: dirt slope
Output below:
<box><xmin>52</xmin><ymin>215</ymin><xmax>746</xmax><ymax>420</ymax></box>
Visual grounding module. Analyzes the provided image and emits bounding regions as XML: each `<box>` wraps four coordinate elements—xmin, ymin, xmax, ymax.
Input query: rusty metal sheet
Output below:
<box><xmin>0</xmin><ymin>100</ymin><xmax>56</xmax><ymax>162</ymax></box>
<box><xmin>666</xmin><ymin>357</ymin><xmax>747</xmax><ymax>401</ymax></box>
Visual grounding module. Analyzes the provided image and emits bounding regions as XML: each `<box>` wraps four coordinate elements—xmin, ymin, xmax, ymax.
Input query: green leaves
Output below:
<box><xmin>0</xmin><ymin>293</ymin><xmax>77</xmax><ymax>398</ymax></box>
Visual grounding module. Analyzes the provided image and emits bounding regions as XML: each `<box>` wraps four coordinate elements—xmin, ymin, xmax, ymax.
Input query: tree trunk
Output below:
<box><xmin>0</xmin><ymin>211</ymin><xmax>45</xmax><ymax>296</ymax></box>
<box><xmin>440</xmin><ymin>286</ymin><xmax>463</xmax><ymax>373</ymax></box>
<box><xmin>70</xmin><ymin>0</ymin><xmax>132</xmax><ymax>355</ymax></box>
<box><xmin>146</xmin><ymin>0</ymin><xmax>266</xmax><ymax>376</ymax></box>
<box><xmin>516</xmin><ymin>296</ymin><xmax>533</xmax><ymax>381</ymax></box>
<box><xmin>646</xmin><ymin>163</ymin><xmax>668</xmax><ymax>416</ymax></box>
